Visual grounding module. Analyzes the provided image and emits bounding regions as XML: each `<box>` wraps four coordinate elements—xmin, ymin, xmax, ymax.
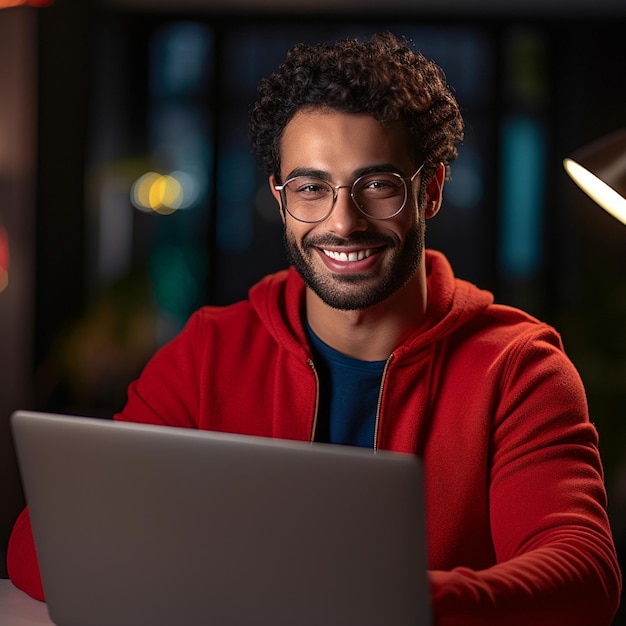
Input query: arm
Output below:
<box><xmin>114</xmin><ymin>311</ymin><xmax>206</xmax><ymax>428</ymax></box>
<box><xmin>429</xmin><ymin>328</ymin><xmax>621</xmax><ymax>625</ymax></box>
<box><xmin>6</xmin><ymin>507</ymin><xmax>45</xmax><ymax>601</ymax></box>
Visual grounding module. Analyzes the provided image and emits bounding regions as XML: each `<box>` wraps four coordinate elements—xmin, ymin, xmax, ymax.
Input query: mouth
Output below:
<box><xmin>314</xmin><ymin>244</ymin><xmax>385</xmax><ymax>274</ymax></box>
<box><xmin>321</xmin><ymin>248</ymin><xmax>375</xmax><ymax>263</ymax></box>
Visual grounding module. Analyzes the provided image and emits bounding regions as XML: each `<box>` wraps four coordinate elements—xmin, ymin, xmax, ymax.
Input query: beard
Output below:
<box><xmin>283</xmin><ymin>217</ymin><xmax>425</xmax><ymax>311</ymax></box>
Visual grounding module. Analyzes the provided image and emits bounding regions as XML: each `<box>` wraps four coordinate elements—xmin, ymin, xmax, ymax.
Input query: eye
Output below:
<box><xmin>357</xmin><ymin>174</ymin><xmax>404</xmax><ymax>198</ymax></box>
<box><xmin>288</xmin><ymin>177</ymin><xmax>331</xmax><ymax>200</ymax></box>
<box><xmin>297</xmin><ymin>182</ymin><xmax>325</xmax><ymax>193</ymax></box>
<box><xmin>366</xmin><ymin>179</ymin><xmax>394</xmax><ymax>190</ymax></box>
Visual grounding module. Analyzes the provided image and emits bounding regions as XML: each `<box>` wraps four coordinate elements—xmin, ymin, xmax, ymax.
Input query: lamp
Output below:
<box><xmin>563</xmin><ymin>129</ymin><xmax>626</xmax><ymax>226</ymax></box>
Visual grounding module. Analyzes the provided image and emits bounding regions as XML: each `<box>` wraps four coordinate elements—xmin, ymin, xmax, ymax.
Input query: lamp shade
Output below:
<box><xmin>563</xmin><ymin>129</ymin><xmax>626</xmax><ymax>226</ymax></box>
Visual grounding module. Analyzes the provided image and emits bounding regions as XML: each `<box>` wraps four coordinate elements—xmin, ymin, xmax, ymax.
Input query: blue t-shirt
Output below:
<box><xmin>306</xmin><ymin>324</ymin><xmax>387</xmax><ymax>448</ymax></box>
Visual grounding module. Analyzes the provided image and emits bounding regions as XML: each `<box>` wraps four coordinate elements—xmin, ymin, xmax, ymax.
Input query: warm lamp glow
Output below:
<box><xmin>563</xmin><ymin>129</ymin><xmax>626</xmax><ymax>226</ymax></box>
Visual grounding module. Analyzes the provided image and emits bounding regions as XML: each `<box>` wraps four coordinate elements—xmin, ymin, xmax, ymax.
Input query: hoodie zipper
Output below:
<box><xmin>308</xmin><ymin>354</ymin><xmax>394</xmax><ymax>451</ymax></box>
<box><xmin>307</xmin><ymin>358</ymin><xmax>320</xmax><ymax>443</ymax></box>
<box><xmin>373</xmin><ymin>354</ymin><xmax>394</xmax><ymax>452</ymax></box>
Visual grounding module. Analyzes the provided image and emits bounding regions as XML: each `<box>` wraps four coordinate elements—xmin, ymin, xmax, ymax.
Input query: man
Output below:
<box><xmin>8</xmin><ymin>32</ymin><xmax>621</xmax><ymax>624</ymax></box>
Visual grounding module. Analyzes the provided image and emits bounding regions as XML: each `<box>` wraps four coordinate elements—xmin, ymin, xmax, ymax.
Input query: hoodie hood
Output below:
<box><xmin>396</xmin><ymin>249</ymin><xmax>494</xmax><ymax>356</ymax></box>
<box><xmin>248</xmin><ymin>249</ymin><xmax>494</xmax><ymax>359</ymax></box>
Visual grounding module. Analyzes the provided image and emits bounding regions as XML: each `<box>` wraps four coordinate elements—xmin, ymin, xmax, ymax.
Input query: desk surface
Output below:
<box><xmin>0</xmin><ymin>579</ymin><xmax>54</xmax><ymax>626</ymax></box>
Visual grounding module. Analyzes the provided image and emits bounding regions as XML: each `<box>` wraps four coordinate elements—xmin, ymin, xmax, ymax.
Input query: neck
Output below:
<box><xmin>305</xmin><ymin>268</ymin><xmax>428</xmax><ymax>361</ymax></box>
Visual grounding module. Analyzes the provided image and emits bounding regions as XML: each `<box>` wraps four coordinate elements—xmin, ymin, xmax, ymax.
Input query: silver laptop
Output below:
<box><xmin>12</xmin><ymin>410</ymin><xmax>431</xmax><ymax>626</ymax></box>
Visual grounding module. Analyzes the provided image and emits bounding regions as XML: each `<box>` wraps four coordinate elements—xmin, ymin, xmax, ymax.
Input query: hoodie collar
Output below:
<box><xmin>393</xmin><ymin>250</ymin><xmax>493</xmax><ymax>357</ymax></box>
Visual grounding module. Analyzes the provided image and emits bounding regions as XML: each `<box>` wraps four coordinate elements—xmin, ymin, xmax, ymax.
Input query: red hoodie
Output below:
<box><xmin>7</xmin><ymin>250</ymin><xmax>621</xmax><ymax>624</ymax></box>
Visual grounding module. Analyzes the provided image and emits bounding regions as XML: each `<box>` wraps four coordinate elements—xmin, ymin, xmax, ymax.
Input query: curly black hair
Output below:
<box><xmin>249</xmin><ymin>32</ymin><xmax>464</xmax><ymax>183</ymax></box>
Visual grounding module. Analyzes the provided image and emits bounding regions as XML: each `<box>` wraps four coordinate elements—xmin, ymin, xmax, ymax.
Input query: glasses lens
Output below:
<box><xmin>353</xmin><ymin>173</ymin><xmax>407</xmax><ymax>218</ymax></box>
<box><xmin>283</xmin><ymin>177</ymin><xmax>333</xmax><ymax>222</ymax></box>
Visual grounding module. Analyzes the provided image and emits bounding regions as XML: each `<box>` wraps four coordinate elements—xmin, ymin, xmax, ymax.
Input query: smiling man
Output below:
<box><xmin>7</xmin><ymin>32</ymin><xmax>621</xmax><ymax>625</ymax></box>
<box><xmin>274</xmin><ymin>110</ymin><xmax>440</xmax><ymax>361</ymax></box>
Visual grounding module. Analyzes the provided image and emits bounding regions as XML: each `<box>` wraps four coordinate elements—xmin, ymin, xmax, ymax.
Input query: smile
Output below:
<box><xmin>322</xmin><ymin>248</ymin><xmax>375</xmax><ymax>262</ymax></box>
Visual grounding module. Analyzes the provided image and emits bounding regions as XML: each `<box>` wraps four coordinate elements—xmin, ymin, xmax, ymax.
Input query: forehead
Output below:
<box><xmin>279</xmin><ymin>109</ymin><xmax>413</xmax><ymax>176</ymax></box>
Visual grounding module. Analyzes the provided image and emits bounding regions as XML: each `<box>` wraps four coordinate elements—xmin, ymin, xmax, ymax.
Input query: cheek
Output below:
<box><xmin>385</xmin><ymin>211</ymin><xmax>418</xmax><ymax>243</ymax></box>
<box><xmin>284</xmin><ymin>219</ymin><xmax>313</xmax><ymax>245</ymax></box>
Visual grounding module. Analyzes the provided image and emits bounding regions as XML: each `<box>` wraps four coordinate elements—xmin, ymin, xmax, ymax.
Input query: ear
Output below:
<box><xmin>424</xmin><ymin>163</ymin><xmax>446</xmax><ymax>219</ymax></box>
<box><xmin>269</xmin><ymin>175</ymin><xmax>286</xmax><ymax>223</ymax></box>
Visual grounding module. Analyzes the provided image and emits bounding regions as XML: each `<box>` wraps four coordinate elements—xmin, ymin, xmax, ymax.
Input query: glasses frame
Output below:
<box><xmin>274</xmin><ymin>163</ymin><xmax>425</xmax><ymax>223</ymax></box>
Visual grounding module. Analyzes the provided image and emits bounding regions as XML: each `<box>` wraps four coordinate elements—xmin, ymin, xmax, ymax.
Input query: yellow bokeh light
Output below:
<box><xmin>150</xmin><ymin>175</ymin><xmax>183</xmax><ymax>215</ymax></box>
<box><xmin>131</xmin><ymin>171</ymin><xmax>186</xmax><ymax>215</ymax></box>
<box><xmin>132</xmin><ymin>172</ymin><xmax>161</xmax><ymax>212</ymax></box>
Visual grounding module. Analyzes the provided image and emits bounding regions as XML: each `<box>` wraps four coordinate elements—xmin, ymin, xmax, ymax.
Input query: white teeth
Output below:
<box><xmin>323</xmin><ymin>248</ymin><xmax>373</xmax><ymax>262</ymax></box>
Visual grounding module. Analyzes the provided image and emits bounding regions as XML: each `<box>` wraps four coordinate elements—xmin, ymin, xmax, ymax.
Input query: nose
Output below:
<box><xmin>325</xmin><ymin>186</ymin><xmax>368</xmax><ymax>237</ymax></box>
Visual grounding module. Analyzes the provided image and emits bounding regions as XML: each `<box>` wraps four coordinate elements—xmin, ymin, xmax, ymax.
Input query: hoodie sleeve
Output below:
<box><xmin>6</xmin><ymin>507</ymin><xmax>45</xmax><ymax>601</ymax></box>
<box><xmin>114</xmin><ymin>308</ymin><xmax>209</xmax><ymax>428</ymax></box>
<box><xmin>428</xmin><ymin>325</ymin><xmax>621</xmax><ymax>625</ymax></box>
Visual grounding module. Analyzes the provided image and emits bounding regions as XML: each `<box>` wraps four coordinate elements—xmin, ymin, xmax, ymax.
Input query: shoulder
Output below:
<box><xmin>444</xmin><ymin>301</ymin><xmax>584</xmax><ymax>403</ymax></box>
<box><xmin>460</xmin><ymin>300</ymin><xmax>565</xmax><ymax>354</ymax></box>
<box><xmin>175</xmin><ymin>300</ymin><xmax>269</xmax><ymax>351</ymax></box>
<box><xmin>191</xmin><ymin>300</ymin><xmax>257</xmax><ymax>326</ymax></box>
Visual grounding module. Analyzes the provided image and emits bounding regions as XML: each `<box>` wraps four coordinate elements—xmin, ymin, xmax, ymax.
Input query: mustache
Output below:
<box><xmin>302</xmin><ymin>232</ymin><xmax>395</xmax><ymax>249</ymax></box>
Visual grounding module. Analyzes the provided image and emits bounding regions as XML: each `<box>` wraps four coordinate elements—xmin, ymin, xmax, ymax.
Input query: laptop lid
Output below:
<box><xmin>12</xmin><ymin>410</ymin><xmax>431</xmax><ymax>626</ymax></box>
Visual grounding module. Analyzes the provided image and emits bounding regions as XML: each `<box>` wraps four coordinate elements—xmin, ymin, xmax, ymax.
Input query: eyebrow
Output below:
<box><xmin>284</xmin><ymin>163</ymin><xmax>406</xmax><ymax>182</ymax></box>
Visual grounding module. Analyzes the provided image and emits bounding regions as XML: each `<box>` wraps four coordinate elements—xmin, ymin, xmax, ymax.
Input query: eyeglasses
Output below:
<box><xmin>274</xmin><ymin>164</ymin><xmax>425</xmax><ymax>223</ymax></box>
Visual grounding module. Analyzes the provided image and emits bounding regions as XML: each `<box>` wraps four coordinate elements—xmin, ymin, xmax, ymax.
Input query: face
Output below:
<box><xmin>270</xmin><ymin>109</ymin><xmax>439</xmax><ymax>312</ymax></box>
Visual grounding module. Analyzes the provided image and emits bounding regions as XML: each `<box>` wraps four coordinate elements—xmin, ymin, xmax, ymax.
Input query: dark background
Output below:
<box><xmin>1</xmin><ymin>0</ymin><xmax>625</xmax><ymax>620</ymax></box>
